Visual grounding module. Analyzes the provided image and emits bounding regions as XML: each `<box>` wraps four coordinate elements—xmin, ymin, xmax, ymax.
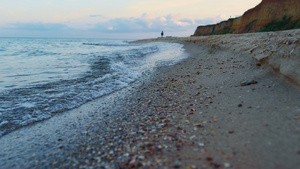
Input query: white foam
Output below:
<box><xmin>0</xmin><ymin>39</ymin><xmax>189</xmax><ymax>137</ymax></box>
<box><xmin>18</xmin><ymin>102</ymin><xmax>36</xmax><ymax>108</ymax></box>
<box><xmin>0</xmin><ymin>121</ymin><xmax>9</xmax><ymax>127</ymax></box>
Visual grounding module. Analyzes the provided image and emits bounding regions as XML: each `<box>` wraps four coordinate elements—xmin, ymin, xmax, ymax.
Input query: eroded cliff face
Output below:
<box><xmin>194</xmin><ymin>0</ymin><xmax>300</xmax><ymax>36</ymax></box>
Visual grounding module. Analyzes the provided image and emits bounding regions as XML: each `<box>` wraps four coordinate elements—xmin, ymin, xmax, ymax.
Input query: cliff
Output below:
<box><xmin>194</xmin><ymin>0</ymin><xmax>300</xmax><ymax>36</ymax></box>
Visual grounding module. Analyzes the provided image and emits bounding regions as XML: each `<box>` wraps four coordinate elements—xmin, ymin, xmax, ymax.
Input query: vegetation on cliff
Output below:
<box><xmin>259</xmin><ymin>16</ymin><xmax>300</xmax><ymax>32</ymax></box>
<box><xmin>194</xmin><ymin>0</ymin><xmax>300</xmax><ymax>36</ymax></box>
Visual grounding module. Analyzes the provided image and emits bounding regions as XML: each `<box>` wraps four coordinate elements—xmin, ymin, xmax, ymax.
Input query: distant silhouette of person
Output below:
<box><xmin>161</xmin><ymin>31</ymin><xmax>164</xmax><ymax>38</ymax></box>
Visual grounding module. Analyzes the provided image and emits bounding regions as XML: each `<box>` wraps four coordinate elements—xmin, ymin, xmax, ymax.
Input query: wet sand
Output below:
<box><xmin>1</xmin><ymin>30</ymin><xmax>300</xmax><ymax>169</ymax></box>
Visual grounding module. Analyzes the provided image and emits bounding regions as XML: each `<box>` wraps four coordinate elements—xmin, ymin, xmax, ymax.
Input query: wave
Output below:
<box><xmin>83</xmin><ymin>42</ymin><xmax>138</xmax><ymax>47</ymax></box>
<box><xmin>0</xmin><ymin>39</ymin><xmax>187</xmax><ymax>137</ymax></box>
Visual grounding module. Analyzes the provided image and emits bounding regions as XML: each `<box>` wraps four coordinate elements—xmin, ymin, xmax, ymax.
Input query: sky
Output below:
<box><xmin>0</xmin><ymin>0</ymin><xmax>262</xmax><ymax>39</ymax></box>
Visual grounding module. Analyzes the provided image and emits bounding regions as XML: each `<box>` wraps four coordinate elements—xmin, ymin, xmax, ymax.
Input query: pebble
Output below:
<box><xmin>224</xmin><ymin>162</ymin><xmax>231</xmax><ymax>168</ymax></box>
<box><xmin>190</xmin><ymin>135</ymin><xmax>196</xmax><ymax>140</ymax></box>
<box><xmin>240</xmin><ymin>80</ymin><xmax>258</xmax><ymax>86</ymax></box>
<box><xmin>198</xmin><ymin>142</ymin><xmax>205</xmax><ymax>147</ymax></box>
<box><xmin>43</xmin><ymin>40</ymin><xmax>292</xmax><ymax>169</ymax></box>
<box><xmin>174</xmin><ymin>161</ymin><xmax>182</xmax><ymax>168</ymax></box>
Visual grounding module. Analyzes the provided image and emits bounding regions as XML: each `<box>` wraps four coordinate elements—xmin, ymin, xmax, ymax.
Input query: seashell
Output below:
<box><xmin>240</xmin><ymin>80</ymin><xmax>258</xmax><ymax>86</ymax></box>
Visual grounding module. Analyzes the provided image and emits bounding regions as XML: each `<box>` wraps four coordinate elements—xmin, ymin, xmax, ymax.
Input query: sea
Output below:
<box><xmin>0</xmin><ymin>37</ymin><xmax>188</xmax><ymax>137</ymax></box>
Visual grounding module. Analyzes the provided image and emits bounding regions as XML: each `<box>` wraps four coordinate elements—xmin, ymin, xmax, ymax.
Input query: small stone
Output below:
<box><xmin>241</xmin><ymin>80</ymin><xmax>258</xmax><ymax>86</ymax></box>
<box><xmin>210</xmin><ymin>162</ymin><xmax>221</xmax><ymax>168</ymax></box>
<box><xmin>224</xmin><ymin>162</ymin><xmax>231</xmax><ymax>168</ymax></box>
<box><xmin>190</xmin><ymin>135</ymin><xmax>196</xmax><ymax>140</ymax></box>
<box><xmin>194</xmin><ymin>123</ymin><xmax>205</xmax><ymax>128</ymax></box>
<box><xmin>138</xmin><ymin>155</ymin><xmax>145</xmax><ymax>160</ymax></box>
<box><xmin>187</xmin><ymin>165</ymin><xmax>196</xmax><ymax>169</ymax></box>
<box><xmin>177</xmin><ymin>126</ymin><xmax>183</xmax><ymax>130</ymax></box>
<box><xmin>198</xmin><ymin>142</ymin><xmax>205</xmax><ymax>147</ymax></box>
<box><xmin>206</xmin><ymin>157</ymin><xmax>213</xmax><ymax>161</ymax></box>
<box><xmin>200</xmin><ymin>149</ymin><xmax>207</xmax><ymax>153</ymax></box>
<box><xmin>228</xmin><ymin>130</ymin><xmax>234</xmax><ymax>134</ymax></box>
<box><xmin>174</xmin><ymin>161</ymin><xmax>181</xmax><ymax>168</ymax></box>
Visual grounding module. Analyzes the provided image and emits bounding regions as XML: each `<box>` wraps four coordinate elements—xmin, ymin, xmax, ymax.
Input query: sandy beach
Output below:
<box><xmin>1</xmin><ymin>30</ymin><xmax>300</xmax><ymax>169</ymax></box>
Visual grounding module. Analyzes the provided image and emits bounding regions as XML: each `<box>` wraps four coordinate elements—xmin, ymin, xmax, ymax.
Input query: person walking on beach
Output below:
<box><xmin>161</xmin><ymin>31</ymin><xmax>164</xmax><ymax>38</ymax></box>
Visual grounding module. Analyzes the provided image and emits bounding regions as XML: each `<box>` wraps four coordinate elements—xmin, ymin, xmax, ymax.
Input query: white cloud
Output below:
<box><xmin>91</xmin><ymin>13</ymin><xmax>199</xmax><ymax>34</ymax></box>
<box><xmin>0</xmin><ymin>13</ymin><xmax>233</xmax><ymax>38</ymax></box>
<box><xmin>3</xmin><ymin>22</ymin><xmax>70</xmax><ymax>32</ymax></box>
<box><xmin>89</xmin><ymin>14</ymin><xmax>103</xmax><ymax>18</ymax></box>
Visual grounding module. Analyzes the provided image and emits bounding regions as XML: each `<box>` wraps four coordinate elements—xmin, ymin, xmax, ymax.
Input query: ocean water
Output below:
<box><xmin>0</xmin><ymin>37</ymin><xmax>188</xmax><ymax>137</ymax></box>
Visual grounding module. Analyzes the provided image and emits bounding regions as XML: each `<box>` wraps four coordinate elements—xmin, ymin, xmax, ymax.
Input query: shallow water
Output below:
<box><xmin>0</xmin><ymin>38</ymin><xmax>188</xmax><ymax>137</ymax></box>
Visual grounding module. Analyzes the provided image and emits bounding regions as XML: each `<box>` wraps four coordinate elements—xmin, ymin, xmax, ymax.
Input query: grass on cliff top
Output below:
<box><xmin>260</xmin><ymin>16</ymin><xmax>300</xmax><ymax>32</ymax></box>
<box><xmin>210</xmin><ymin>26</ymin><xmax>234</xmax><ymax>35</ymax></box>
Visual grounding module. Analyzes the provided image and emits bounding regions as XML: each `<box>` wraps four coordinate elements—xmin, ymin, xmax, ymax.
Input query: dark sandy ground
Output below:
<box><xmin>0</xmin><ymin>36</ymin><xmax>299</xmax><ymax>169</ymax></box>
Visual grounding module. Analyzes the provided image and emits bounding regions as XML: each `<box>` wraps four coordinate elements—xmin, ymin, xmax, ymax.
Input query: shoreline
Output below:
<box><xmin>1</xmin><ymin>30</ymin><xmax>300</xmax><ymax>168</ymax></box>
<box><xmin>135</xmin><ymin>29</ymin><xmax>300</xmax><ymax>88</ymax></box>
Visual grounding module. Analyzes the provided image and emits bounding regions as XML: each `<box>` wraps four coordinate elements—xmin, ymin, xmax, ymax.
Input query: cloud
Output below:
<box><xmin>89</xmin><ymin>14</ymin><xmax>103</xmax><ymax>18</ymax></box>
<box><xmin>90</xmin><ymin>13</ymin><xmax>198</xmax><ymax>33</ymax></box>
<box><xmin>194</xmin><ymin>14</ymin><xmax>230</xmax><ymax>26</ymax></box>
<box><xmin>0</xmin><ymin>22</ymin><xmax>81</xmax><ymax>38</ymax></box>
<box><xmin>8</xmin><ymin>22</ymin><xmax>71</xmax><ymax>31</ymax></box>
<box><xmin>0</xmin><ymin>14</ymin><xmax>231</xmax><ymax>38</ymax></box>
<box><xmin>195</xmin><ymin>18</ymin><xmax>215</xmax><ymax>25</ymax></box>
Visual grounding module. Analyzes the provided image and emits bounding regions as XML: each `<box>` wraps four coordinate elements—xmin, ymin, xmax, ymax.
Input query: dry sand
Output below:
<box><xmin>0</xmin><ymin>30</ymin><xmax>299</xmax><ymax>169</ymax></box>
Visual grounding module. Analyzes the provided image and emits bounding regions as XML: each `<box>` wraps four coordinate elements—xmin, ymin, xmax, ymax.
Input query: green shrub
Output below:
<box><xmin>246</xmin><ymin>19</ymin><xmax>258</xmax><ymax>32</ymax></box>
<box><xmin>210</xmin><ymin>26</ymin><xmax>234</xmax><ymax>35</ymax></box>
<box><xmin>260</xmin><ymin>16</ymin><xmax>300</xmax><ymax>32</ymax></box>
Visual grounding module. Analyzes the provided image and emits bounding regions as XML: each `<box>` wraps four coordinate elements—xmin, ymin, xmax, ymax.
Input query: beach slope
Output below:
<box><xmin>61</xmin><ymin>30</ymin><xmax>300</xmax><ymax>168</ymax></box>
<box><xmin>0</xmin><ymin>30</ymin><xmax>299</xmax><ymax>169</ymax></box>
